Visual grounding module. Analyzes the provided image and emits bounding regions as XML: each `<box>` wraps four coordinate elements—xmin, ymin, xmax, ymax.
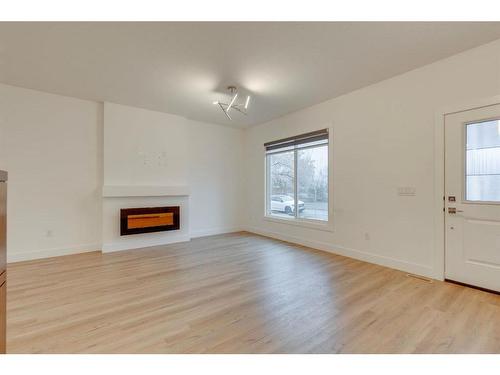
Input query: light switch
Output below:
<box><xmin>397</xmin><ymin>187</ymin><xmax>416</xmax><ymax>196</ymax></box>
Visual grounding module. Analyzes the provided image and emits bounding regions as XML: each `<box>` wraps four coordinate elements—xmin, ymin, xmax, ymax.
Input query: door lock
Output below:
<box><xmin>448</xmin><ymin>207</ymin><xmax>464</xmax><ymax>214</ymax></box>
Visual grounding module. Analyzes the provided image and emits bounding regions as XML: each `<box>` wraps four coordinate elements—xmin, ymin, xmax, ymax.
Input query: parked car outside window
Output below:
<box><xmin>270</xmin><ymin>195</ymin><xmax>305</xmax><ymax>215</ymax></box>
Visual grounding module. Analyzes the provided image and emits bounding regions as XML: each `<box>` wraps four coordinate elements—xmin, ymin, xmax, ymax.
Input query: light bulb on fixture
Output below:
<box><xmin>227</xmin><ymin>92</ymin><xmax>238</xmax><ymax>111</ymax></box>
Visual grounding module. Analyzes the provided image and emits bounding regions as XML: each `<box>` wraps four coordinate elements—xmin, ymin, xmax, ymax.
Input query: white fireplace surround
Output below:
<box><xmin>102</xmin><ymin>185</ymin><xmax>190</xmax><ymax>198</ymax></box>
<box><xmin>102</xmin><ymin>186</ymin><xmax>190</xmax><ymax>253</ymax></box>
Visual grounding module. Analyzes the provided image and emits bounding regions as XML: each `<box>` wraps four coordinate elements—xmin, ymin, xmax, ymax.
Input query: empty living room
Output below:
<box><xmin>2</xmin><ymin>1</ymin><xmax>500</xmax><ymax>372</ymax></box>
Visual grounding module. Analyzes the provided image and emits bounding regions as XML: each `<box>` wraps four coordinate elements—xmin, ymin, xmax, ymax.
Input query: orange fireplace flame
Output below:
<box><xmin>127</xmin><ymin>213</ymin><xmax>174</xmax><ymax>229</ymax></box>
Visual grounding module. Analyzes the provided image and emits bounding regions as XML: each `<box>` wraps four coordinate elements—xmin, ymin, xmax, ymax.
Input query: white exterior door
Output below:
<box><xmin>445</xmin><ymin>104</ymin><xmax>500</xmax><ymax>292</ymax></box>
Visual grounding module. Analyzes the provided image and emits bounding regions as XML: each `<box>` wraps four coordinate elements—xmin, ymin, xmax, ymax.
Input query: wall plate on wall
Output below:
<box><xmin>397</xmin><ymin>186</ymin><xmax>416</xmax><ymax>196</ymax></box>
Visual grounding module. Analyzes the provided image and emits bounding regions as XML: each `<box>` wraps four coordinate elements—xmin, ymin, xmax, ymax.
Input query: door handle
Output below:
<box><xmin>448</xmin><ymin>207</ymin><xmax>464</xmax><ymax>214</ymax></box>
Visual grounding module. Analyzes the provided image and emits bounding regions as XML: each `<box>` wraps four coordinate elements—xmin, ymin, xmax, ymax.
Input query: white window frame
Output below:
<box><xmin>264</xmin><ymin>126</ymin><xmax>334</xmax><ymax>232</ymax></box>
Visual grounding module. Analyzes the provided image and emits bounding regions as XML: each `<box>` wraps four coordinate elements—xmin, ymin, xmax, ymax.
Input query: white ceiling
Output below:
<box><xmin>1</xmin><ymin>22</ymin><xmax>500</xmax><ymax>128</ymax></box>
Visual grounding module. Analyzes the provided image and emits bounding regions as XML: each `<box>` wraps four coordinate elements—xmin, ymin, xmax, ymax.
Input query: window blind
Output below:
<box><xmin>264</xmin><ymin>129</ymin><xmax>329</xmax><ymax>153</ymax></box>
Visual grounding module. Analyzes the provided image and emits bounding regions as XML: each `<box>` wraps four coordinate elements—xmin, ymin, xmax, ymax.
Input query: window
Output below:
<box><xmin>466</xmin><ymin>119</ymin><xmax>500</xmax><ymax>202</ymax></box>
<box><xmin>265</xmin><ymin>129</ymin><xmax>329</xmax><ymax>222</ymax></box>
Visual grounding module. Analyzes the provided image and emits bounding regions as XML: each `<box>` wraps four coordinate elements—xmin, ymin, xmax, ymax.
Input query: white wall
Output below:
<box><xmin>187</xmin><ymin>118</ymin><xmax>244</xmax><ymax>237</ymax></box>
<box><xmin>0</xmin><ymin>84</ymin><xmax>103</xmax><ymax>262</ymax></box>
<box><xmin>0</xmin><ymin>88</ymin><xmax>243</xmax><ymax>262</ymax></box>
<box><xmin>104</xmin><ymin>102</ymin><xmax>189</xmax><ymax>186</ymax></box>
<box><xmin>243</xmin><ymin>39</ymin><xmax>500</xmax><ymax>279</ymax></box>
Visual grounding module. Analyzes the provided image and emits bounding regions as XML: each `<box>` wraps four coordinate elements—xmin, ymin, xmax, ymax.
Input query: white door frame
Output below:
<box><xmin>433</xmin><ymin>94</ymin><xmax>500</xmax><ymax>280</ymax></box>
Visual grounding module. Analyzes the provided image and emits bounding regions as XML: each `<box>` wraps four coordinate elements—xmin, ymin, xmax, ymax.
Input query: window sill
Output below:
<box><xmin>263</xmin><ymin>215</ymin><xmax>334</xmax><ymax>232</ymax></box>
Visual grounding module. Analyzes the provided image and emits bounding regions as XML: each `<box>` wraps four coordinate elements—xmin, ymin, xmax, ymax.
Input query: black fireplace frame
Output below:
<box><xmin>120</xmin><ymin>206</ymin><xmax>180</xmax><ymax>236</ymax></box>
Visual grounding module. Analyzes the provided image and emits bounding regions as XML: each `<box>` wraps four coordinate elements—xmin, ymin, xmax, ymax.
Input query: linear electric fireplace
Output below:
<box><xmin>120</xmin><ymin>206</ymin><xmax>180</xmax><ymax>236</ymax></box>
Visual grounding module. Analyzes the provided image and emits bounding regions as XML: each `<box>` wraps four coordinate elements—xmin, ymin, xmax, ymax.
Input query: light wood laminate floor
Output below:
<box><xmin>6</xmin><ymin>232</ymin><xmax>500</xmax><ymax>353</ymax></box>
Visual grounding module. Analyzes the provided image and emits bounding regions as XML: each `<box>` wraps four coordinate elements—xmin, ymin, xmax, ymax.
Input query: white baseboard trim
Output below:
<box><xmin>6</xmin><ymin>228</ymin><xmax>242</xmax><ymax>263</ymax></box>
<box><xmin>102</xmin><ymin>234</ymin><xmax>191</xmax><ymax>253</ymax></box>
<box><xmin>190</xmin><ymin>227</ymin><xmax>243</xmax><ymax>239</ymax></box>
<box><xmin>7</xmin><ymin>243</ymin><xmax>101</xmax><ymax>263</ymax></box>
<box><xmin>245</xmin><ymin>226</ymin><xmax>435</xmax><ymax>279</ymax></box>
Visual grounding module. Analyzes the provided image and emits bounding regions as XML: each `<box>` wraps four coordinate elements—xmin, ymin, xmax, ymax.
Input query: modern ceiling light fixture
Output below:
<box><xmin>213</xmin><ymin>86</ymin><xmax>251</xmax><ymax>120</ymax></box>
